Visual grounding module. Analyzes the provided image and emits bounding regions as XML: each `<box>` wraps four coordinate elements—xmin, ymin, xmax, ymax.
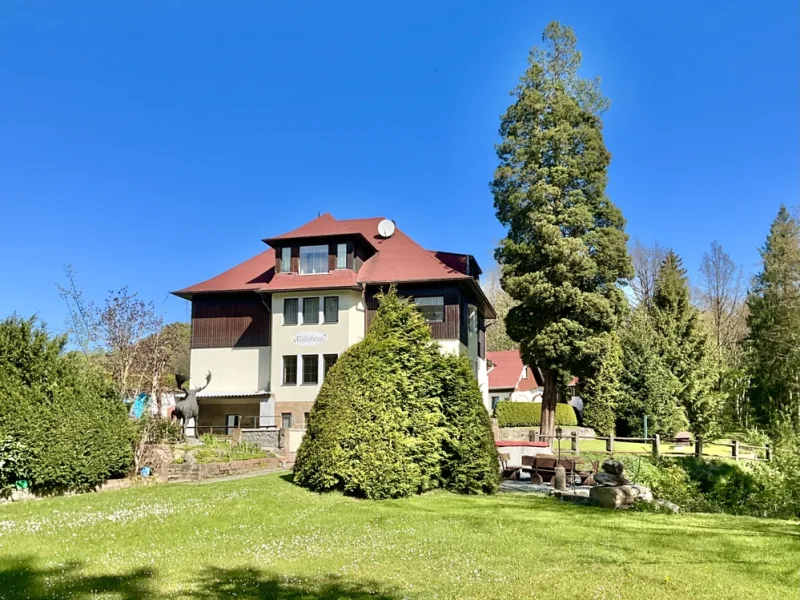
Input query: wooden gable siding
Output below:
<box><xmin>364</xmin><ymin>284</ymin><xmax>461</xmax><ymax>340</ymax></box>
<box><xmin>191</xmin><ymin>293</ymin><xmax>271</xmax><ymax>349</ymax></box>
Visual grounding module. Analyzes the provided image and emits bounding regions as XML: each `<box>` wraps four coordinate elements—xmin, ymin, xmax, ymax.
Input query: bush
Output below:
<box><xmin>294</xmin><ymin>289</ymin><xmax>498</xmax><ymax>499</ymax></box>
<box><xmin>0</xmin><ymin>317</ymin><xmax>134</xmax><ymax>493</ymax></box>
<box><xmin>293</xmin><ymin>290</ymin><xmax>445</xmax><ymax>499</ymax></box>
<box><xmin>438</xmin><ymin>353</ymin><xmax>500</xmax><ymax>495</ymax></box>
<box><xmin>495</xmin><ymin>402</ymin><xmax>577</xmax><ymax>428</ymax></box>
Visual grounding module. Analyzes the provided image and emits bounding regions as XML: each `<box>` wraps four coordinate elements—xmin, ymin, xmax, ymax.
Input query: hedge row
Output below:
<box><xmin>495</xmin><ymin>401</ymin><xmax>577</xmax><ymax>428</ymax></box>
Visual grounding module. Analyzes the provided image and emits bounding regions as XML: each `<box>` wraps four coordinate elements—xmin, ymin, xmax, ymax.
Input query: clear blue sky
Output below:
<box><xmin>1</xmin><ymin>2</ymin><xmax>798</xmax><ymax>329</ymax></box>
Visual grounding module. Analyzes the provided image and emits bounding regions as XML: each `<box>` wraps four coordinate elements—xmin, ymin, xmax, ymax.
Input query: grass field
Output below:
<box><xmin>1</xmin><ymin>472</ymin><xmax>798</xmax><ymax>599</ymax></box>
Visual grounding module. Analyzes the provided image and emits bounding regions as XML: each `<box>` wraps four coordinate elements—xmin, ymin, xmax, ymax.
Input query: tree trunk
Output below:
<box><xmin>540</xmin><ymin>368</ymin><xmax>558</xmax><ymax>438</ymax></box>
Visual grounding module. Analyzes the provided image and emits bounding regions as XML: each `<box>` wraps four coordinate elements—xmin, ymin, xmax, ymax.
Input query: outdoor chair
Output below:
<box><xmin>499</xmin><ymin>453</ymin><xmax>523</xmax><ymax>479</ymax></box>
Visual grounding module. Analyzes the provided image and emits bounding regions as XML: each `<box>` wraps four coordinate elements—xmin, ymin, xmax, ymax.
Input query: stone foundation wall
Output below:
<box><xmin>241</xmin><ymin>429</ymin><xmax>280</xmax><ymax>452</ymax></box>
<box><xmin>164</xmin><ymin>457</ymin><xmax>281</xmax><ymax>482</ymax></box>
<box><xmin>496</xmin><ymin>425</ymin><xmax>596</xmax><ymax>441</ymax></box>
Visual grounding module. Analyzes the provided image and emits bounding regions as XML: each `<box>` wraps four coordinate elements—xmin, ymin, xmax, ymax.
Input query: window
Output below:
<box><xmin>284</xmin><ymin>298</ymin><xmax>298</xmax><ymax>325</ymax></box>
<box><xmin>299</xmin><ymin>245</ymin><xmax>328</xmax><ymax>274</ymax></box>
<box><xmin>281</xmin><ymin>413</ymin><xmax>293</xmax><ymax>429</ymax></box>
<box><xmin>468</xmin><ymin>306</ymin><xmax>477</xmax><ymax>334</ymax></box>
<box><xmin>491</xmin><ymin>396</ymin><xmax>500</xmax><ymax>410</ymax></box>
<box><xmin>282</xmin><ymin>355</ymin><xmax>298</xmax><ymax>385</ymax></box>
<box><xmin>323</xmin><ymin>354</ymin><xmax>338</xmax><ymax>378</ymax></box>
<box><xmin>323</xmin><ymin>296</ymin><xmax>339</xmax><ymax>323</ymax></box>
<box><xmin>414</xmin><ymin>296</ymin><xmax>445</xmax><ymax>323</ymax></box>
<box><xmin>302</xmin><ymin>354</ymin><xmax>319</xmax><ymax>385</ymax></box>
<box><xmin>302</xmin><ymin>297</ymin><xmax>320</xmax><ymax>324</ymax></box>
<box><xmin>336</xmin><ymin>243</ymin><xmax>347</xmax><ymax>269</ymax></box>
<box><xmin>280</xmin><ymin>247</ymin><xmax>292</xmax><ymax>273</ymax></box>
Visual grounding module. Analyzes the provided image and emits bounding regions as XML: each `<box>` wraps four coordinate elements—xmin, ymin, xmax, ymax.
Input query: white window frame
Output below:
<box><xmin>280</xmin><ymin>247</ymin><xmax>292</xmax><ymax>273</ymax></box>
<box><xmin>299</xmin><ymin>245</ymin><xmax>329</xmax><ymax>275</ymax></box>
<box><xmin>282</xmin><ymin>355</ymin><xmax>298</xmax><ymax>386</ymax></box>
<box><xmin>301</xmin><ymin>297</ymin><xmax>320</xmax><ymax>325</ymax></box>
<box><xmin>414</xmin><ymin>296</ymin><xmax>445</xmax><ymax>323</ymax></box>
<box><xmin>336</xmin><ymin>243</ymin><xmax>348</xmax><ymax>269</ymax></box>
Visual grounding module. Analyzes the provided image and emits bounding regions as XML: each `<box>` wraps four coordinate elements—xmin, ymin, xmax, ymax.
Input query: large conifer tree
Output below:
<box><xmin>491</xmin><ymin>21</ymin><xmax>632</xmax><ymax>436</ymax></box>
<box><xmin>747</xmin><ymin>206</ymin><xmax>800</xmax><ymax>432</ymax></box>
<box><xmin>651</xmin><ymin>251</ymin><xmax>719</xmax><ymax>435</ymax></box>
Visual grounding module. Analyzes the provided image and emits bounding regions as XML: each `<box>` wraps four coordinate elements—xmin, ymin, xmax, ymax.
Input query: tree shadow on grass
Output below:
<box><xmin>0</xmin><ymin>557</ymin><xmax>156</xmax><ymax>600</ymax></box>
<box><xmin>193</xmin><ymin>567</ymin><xmax>401</xmax><ymax>599</ymax></box>
<box><xmin>0</xmin><ymin>558</ymin><xmax>402</xmax><ymax>600</ymax></box>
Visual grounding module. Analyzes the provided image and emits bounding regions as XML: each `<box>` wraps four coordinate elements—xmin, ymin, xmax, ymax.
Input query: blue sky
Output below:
<box><xmin>1</xmin><ymin>2</ymin><xmax>798</xmax><ymax>329</ymax></box>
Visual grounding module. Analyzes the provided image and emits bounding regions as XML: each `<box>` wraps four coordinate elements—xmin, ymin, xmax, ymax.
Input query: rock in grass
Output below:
<box><xmin>601</xmin><ymin>459</ymin><xmax>625</xmax><ymax>475</ymax></box>
<box><xmin>590</xmin><ymin>485</ymin><xmax>637</xmax><ymax>509</ymax></box>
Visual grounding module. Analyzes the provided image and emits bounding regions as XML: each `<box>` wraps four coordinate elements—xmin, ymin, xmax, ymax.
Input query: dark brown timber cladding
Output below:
<box><xmin>364</xmin><ymin>284</ymin><xmax>461</xmax><ymax>340</ymax></box>
<box><xmin>192</xmin><ymin>293</ymin><xmax>271</xmax><ymax>348</ymax></box>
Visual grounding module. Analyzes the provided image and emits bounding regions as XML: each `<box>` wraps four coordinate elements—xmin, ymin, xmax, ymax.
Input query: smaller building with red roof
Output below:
<box><xmin>487</xmin><ymin>350</ymin><xmax>543</xmax><ymax>410</ymax></box>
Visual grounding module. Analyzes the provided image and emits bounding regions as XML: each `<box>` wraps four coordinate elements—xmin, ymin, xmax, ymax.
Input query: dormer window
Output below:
<box><xmin>336</xmin><ymin>243</ymin><xmax>347</xmax><ymax>269</ymax></box>
<box><xmin>279</xmin><ymin>247</ymin><xmax>291</xmax><ymax>273</ymax></box>
<box><xmin>299</xmin><ymin>245</ymin><xmax>328</xmax><ymax>275</ymax></box>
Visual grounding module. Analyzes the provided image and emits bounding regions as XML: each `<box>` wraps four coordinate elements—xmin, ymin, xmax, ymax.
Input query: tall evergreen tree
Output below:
<box><xmin>651</xmin><ymin>251</ymin><xmax>720</xmax><ymax>436</ymax></box>
<box><xmin>747</xmin><ymin>206</ymin><xmax>800</xmax><ymax>432</ymax></box>
<box><xmin>491</xmin><ymin>21</ymin><xmax>632</xmax><ymax>436</ymax></box>
<box><xmin>581</xmin><ymin>333</ymin><xmax>623</xmax><ymax>436</ymax></box>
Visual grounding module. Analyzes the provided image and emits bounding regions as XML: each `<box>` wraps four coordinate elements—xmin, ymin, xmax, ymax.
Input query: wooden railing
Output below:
<box><xmin>193</xmin><ymin>415</ymin><xmax>278</xmax><ymax>437</ymax></box>
<box><xmin>531</xmin><ymin>432</ymin><xmax>771</xmax><ymax>462</ymax></box>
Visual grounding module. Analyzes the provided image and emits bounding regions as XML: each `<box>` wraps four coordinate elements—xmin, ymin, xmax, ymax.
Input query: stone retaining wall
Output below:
<box><xmin>163</xmin><ymin>457</ymin><xmax>281</xmax><ymax>482</ymax></box>
<box><xmin>495</xmin><ymin>425</ymin><xmax>596</xmax><ymax>441</ymax></box>
<box><xmin>241</xmin><ymin>429</ymin><xmax>280</xmax><ymax>452</ymax></box>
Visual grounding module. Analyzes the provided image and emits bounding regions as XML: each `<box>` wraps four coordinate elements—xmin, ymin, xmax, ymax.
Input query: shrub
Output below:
<box><xmin>0</xmin><ymin>317</ymin><xmax>134</xmax><ymax>493</ymax></box>
<box><xmin>293</xmin><ymin>290</ymin><xmax>444</xmax><ymax>499</ymax></box>
<box><xmin>437</xmin><ymin>353</ymin><xmax>500</xmax><ymax>495</ymax></box>
<box><xmin>495</xmin><ymin>402</ymin><xmax>577</xmax><ymax>428</ymax></box>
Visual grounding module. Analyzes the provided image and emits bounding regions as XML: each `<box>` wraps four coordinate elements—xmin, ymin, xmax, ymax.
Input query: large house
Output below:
<box><xmin>173</xmin><ymin>213</ymin><xmax>495</xmax><ymax>434</ymax></box>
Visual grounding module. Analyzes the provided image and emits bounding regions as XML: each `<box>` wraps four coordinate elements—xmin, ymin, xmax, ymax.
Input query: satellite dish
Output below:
<box><xmin>377</xmin><ymin>219</ymin><xmax>396</xmax><ymax>238</ymax></box>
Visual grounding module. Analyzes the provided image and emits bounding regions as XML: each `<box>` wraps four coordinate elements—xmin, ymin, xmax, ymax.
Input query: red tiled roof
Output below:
<box><xmin>174</xmin><ymin>214</ymin><xmax>481</xmax><ymax>299</ymax></box>
<box><xmin>487</xmin><ymin>350</ymin><xmax>541</xmax><ymax>392</ymax></box>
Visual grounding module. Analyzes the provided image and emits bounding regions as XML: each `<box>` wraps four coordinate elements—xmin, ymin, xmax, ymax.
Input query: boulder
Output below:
<box><xmin>601</xmin><ymin>459</ymin><xmax>625</xmax><ymax>475</ymax></box>
<box><xmin>653</xmin><ymin>499</ymin><xmax>680</xmax><ymax>514</ymax></box>
<box><xmin>590</xmin><ymin>485</ymin><xmax>637</xmax><ymax>509</ymax></box>
<box><xmin>594</xmin><ymin>472</ymin><xmax>630</xmax><ymax>487</ymax></box>
<box><xmin>631</xmin><ymin>485</ymin><xmax>653</xmax><ymax>503</ymax></box>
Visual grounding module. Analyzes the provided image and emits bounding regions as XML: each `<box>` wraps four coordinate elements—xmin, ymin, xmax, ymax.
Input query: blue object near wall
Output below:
<box><xmin>130</xmin><ymin>393</ymin><xmax>149</xmax><ymax>418</ymax></box>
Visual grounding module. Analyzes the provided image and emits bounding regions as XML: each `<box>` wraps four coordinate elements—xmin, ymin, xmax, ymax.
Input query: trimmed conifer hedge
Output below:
<box><xmin>0</xmin><ymin>317</ymin><xmax>134</xmax><ymax>494</ymax></box>
<box><xmin>495</xmin><ymin>401</ymin><xmax>577</xmax><ymax>428</ymax></box>
<box><xmin>293</xmin><ymin>289</ymin><xmax>499</xmax><ymax>499</ymax></box>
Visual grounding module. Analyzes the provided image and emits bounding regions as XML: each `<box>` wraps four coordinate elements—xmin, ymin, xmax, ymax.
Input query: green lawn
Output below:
<box><xmin>1</xmin><ymin>472</ymin><xmax>798</xmax><ymax>599</ymax></box>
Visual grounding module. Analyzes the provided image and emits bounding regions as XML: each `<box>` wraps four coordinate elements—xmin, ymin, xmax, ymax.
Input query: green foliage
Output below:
<box><xmin>294</xmin><ymin>289</ymin><xmax>445</xmax><ymax>499</ymax></box>
<box><xmin>482</xmin><ymin>272</ymin><xmax>518</xmax><ymax>352</ymax></box>
<box><xmin>747</xmin><ymin>205</ymin><xmax>800</xmax><ymax>434</ymax></box>
<box><xmin>581</xmin><ymin>334</ymin><xmax>623</xmax><ymax>435</ymax></box>
<box><xmin>0</xmin><ymin>436</ymin><xmax>26</xmax><ymax>493</ymax></box>
<box><xmin>491</xmin><ymin>21</ymin><xmax>632</xmax><ymax>435</ymax></box>
<box><xmin>651</xmin><ymin>252</ymin><xmax>721</xmax><ymax>436</ymax></box>
<box><xmin>618</xmin><ymin>309</ymin><xmax>687</xmax><ymax>436</ymax></box>
<box><xmin>495</xmin><ymin>402</ymin><xmax>577</xmax><ymax>428</ymax></box>
<box><xmin>188</xmin><ymin>437</ymin><xmax>268</xmax><ymax>464</ymax></box>
<box><xmin>437</xmin><ymin>353</ymin><xmax>500</xmax><ymax>494</ymax></box>
<box><xmin>0</xmin><ymin>316</ymin><xmax>134</xmax><ymax>493</ymax></box>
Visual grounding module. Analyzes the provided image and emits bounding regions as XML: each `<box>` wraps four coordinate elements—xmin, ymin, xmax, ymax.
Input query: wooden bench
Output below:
<box><xmin>499</xmin><ymin>453</ymin><xmax>524</xmax><ymax>479</ymax></box>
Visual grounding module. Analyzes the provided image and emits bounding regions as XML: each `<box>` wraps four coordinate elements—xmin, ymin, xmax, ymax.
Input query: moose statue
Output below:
<box><xmin>173</xmin><ymin>371</ymin><xmax>211</xmax><ymax>437</ymax></box>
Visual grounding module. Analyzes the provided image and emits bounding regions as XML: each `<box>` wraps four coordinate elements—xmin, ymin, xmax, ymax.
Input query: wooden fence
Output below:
<box><xmin>531</xmin><ymin>432</ymin><xmax>771</xmax><ymax>462</ymax></box>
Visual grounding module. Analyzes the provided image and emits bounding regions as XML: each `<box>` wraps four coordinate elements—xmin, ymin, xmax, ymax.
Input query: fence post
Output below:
<box><xmin>732</xmin><ymin>439</ymin><xmax>739</xmax><ymax>462</ymax></box>
<box><xmin>532</xmin><ymin>431</ymin><xmax>540</xmax><ymax>443</ymax></box>
<box><xmin>571</xmin><ymin>431</ymin><xmax>578</xmax><ymax>453</ymax></box>
<box><xmin>765</xmin><ymin>443</ymin><xmax>772</xmax><ymax>462</ymax></box>
<box><xmin>694</xmin><ymin>436</ymin><xmax>703</xmax><ymax>459</ymax></box>
<box><xmin>652</xmin><ymin>434</ymin><xmax>661</xmax><ymax>459</ymax></box>
<box><xmin>606</xmin><ymin>436</ymin><xmax>614</xmax><ymax>453</ymax></box>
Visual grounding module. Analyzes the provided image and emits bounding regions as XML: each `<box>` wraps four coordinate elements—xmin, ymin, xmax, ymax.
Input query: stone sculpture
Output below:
<box><xmin>173</xmin><ymin>372</ymin><xmax>211</xmax><ymax>437</ymax></box>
